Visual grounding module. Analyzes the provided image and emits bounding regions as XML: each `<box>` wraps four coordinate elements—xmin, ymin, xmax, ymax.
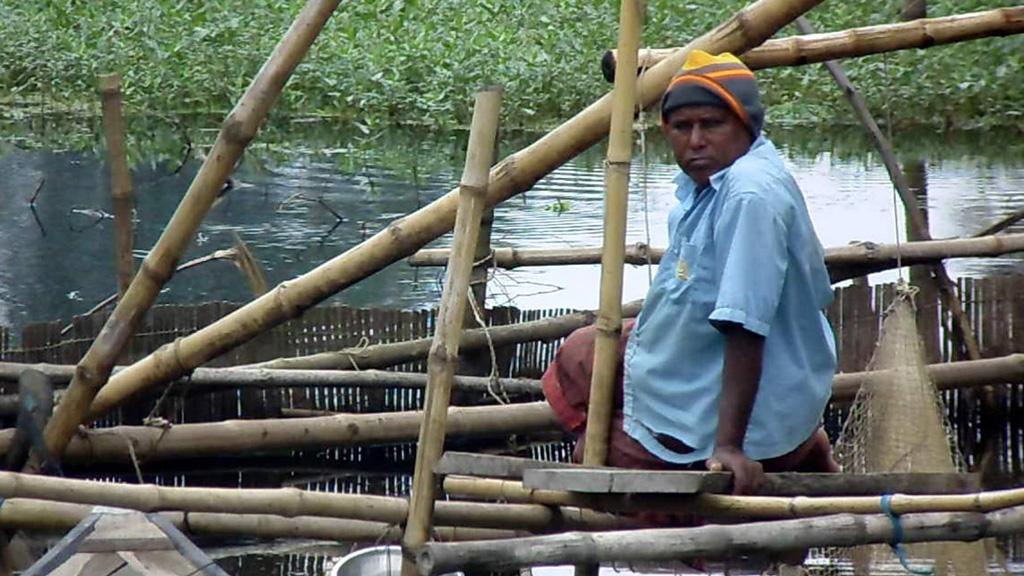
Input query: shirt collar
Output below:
<box><xmin>673</xmin><ymin>135</ymin><xmax>769</xmax><ymax>207</ymax></box>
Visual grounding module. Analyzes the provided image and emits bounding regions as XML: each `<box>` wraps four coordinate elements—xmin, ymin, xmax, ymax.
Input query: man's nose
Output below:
<box><xmin>688</xmin><ymin>125</ymin><xmax>706</xmax><ymax>147</ymax></box>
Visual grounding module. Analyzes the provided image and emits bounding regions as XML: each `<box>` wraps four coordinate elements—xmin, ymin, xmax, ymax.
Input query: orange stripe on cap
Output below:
<box><xmin>665</xmin><ymin>74</ymin><xmax>751</xmax><ymax>128</ymax></box>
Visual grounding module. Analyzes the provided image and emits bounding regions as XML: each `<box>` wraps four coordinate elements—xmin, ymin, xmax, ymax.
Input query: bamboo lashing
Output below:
<box><xmin>98</xmin><ymin>72</ymin><xmax>135</xmax><ymax>299</ymax></box>
<box><xmin>601</xmin><ymin>7</ymin><xmax>1024</xmax><ymax>82</ymax></box>
<box><xmin>83</xmin><ymin>0</ymin><xmax>827</xmax><ymax>428</ymax></box>
<box><xmin>402</xmin><ymin>87</ymin><xmax>503</xmax><ymax>574</ymax></box>
<box><xmin>38</xmin><ymin>0</ymin><xmax>345</xmax><ymax>470</ymax></box>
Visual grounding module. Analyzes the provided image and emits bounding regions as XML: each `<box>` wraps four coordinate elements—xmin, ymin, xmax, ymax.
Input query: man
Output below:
<box><xmin>542</xmin><ymin>50</ymin><xmax>839</xmax><ymax>497</ymax></box>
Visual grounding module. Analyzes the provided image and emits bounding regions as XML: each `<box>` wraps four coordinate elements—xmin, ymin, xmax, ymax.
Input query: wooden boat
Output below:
<box><xmin>23</xmin><ymin>508</ymin><xmax>228</xmax><ymax>576</ymax></box>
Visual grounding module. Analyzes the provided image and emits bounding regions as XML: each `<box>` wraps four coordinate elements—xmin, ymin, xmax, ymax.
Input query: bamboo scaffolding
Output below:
<box><xmin>0</xmin><ymin>498</ymin><xmax>515</xmax><ymax>542</ymax></box>
<box><xmin>242</xmin><ymin>301</ymin><xmax>642</xmax><ymax>372</ymax></box>
<box><xmin>408</xmin><ymin>233</ymin><xmax>1024</xmax><ymax>283</ymax></box>
<box><xmin>793</xmin><ymin>16</ymin><xmax>983</xmax><ymax>364</ymax></box>
<box><xmin>98</xmin><ymin>73</ymin><xmax>135</xmax><ymax>299</ymax></box>
<box><xmin>418</xmin><ymin>506</ymin><xmax>1024</xmax><ymax>575</ymax></box>
<box><xmin>601</xmin><ymin>7</ymin><xmax>1024</xmax><ymax>82</ymax></box>
<box><xmin>0</xmin><ymin>402</ymin><xmax>560</xmax><ymax>465</ymax></box>
<box><xmin>403</xmin><ymin>88</ymin><xmax>503</xmax><ymax>573</ymax></box>
<box><xmin>0</xmin><ymin>471</ymin><xmax>626</xmax><ymax>532</ymax></box>
<box><xmin>582</xmin><ymin>0</ymin><xmax>641</xmax><ymax>471</ymax></box>
<box><xmin>40</xmin><ymin>0</ymin><xmax>345</xmax><ymax>468</ymax></box>
<box><xmin>84</xmin><ymin>0</ymin><xmax>825</xmax><ymax>429</ymax></box>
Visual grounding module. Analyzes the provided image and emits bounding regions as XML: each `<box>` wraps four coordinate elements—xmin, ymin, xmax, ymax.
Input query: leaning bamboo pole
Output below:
<box><xmin>0</xmin><ymin>498</ymin><xmax>515</xmax><ymax>542</ymax></box>
<box><xmin>582</xmin><ymin>0</ymin><xmax>641</xmax><ymax>468</ymax></box>
<box><xmin>408</xmin><ymin>233</ymin><xmax>1024</xmax><ymax>282</ymax></box>
<box><xmin>98</xmin><ymin>73</ymin><xmax>135</xmax><ymax>299</ymax></box>
<box><xmin>246</xmin><ymin>301</ymin><xmax>641</xmax><ymax>372</ymax></box>
<box><xmin>85</xmin><ymin>0</ymin><xmax>826</xmax><ymax>427</ymax></box>
<box><xmin>39</xmin><ymin>0</ymin><xmax>344</xmax><ymax>468</ymax></box>
<box><xmin>418</xmin><ymin>506</ymin><xmax>1024</xmax><ymax>575</ymax></box>
<box><xmin>0</xmin><ymin>471</ymin><xmax>626</xmax><ymax>532</ymax></box>
<box><xmin>403</xmin><ymin>88</ymin><xmax>503</xmax><ymax>572</ymax></box>
<box><xmin>0</xmin><ymin>402</ymin><xmax>560</xmax><ymax>464</ymax></box>
<box><xmin>601</xmin><ymin>7</ymin><xmax>1024</xmax><ymax>82</ymax></box>
<box><xmin>794</xmin><ymin>16</ymin><xmax>983</xmax><ymax>363</ymax></box>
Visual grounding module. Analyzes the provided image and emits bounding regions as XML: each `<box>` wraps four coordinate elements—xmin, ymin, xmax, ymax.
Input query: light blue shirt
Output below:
<box><xmin>622</xmin><ymin>136</ymin><xmax>836</xmax><ymax>464</ymax></box>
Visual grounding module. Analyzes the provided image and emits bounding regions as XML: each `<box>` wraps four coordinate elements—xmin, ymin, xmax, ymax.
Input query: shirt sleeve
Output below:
<box><xmin>708</xmin><ymin>192</ymin><xmax>789</xmax><ymax>337</ymax></box>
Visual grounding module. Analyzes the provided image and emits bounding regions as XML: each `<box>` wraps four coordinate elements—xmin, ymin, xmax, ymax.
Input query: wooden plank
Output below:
<box><xmin>435</xmin><ymin>451</ymin><xmax>583</xmax><ymax>479</ymax></box>
<box><xmin>521</xmin><ymin>468</ymin><xmax>980</xmax><ymax>496</ymax></box>
<box><xmin>23</xmin><ymin>513</ymin><xmax>101</xmax><ymax>576</ymax></box>
<box><xmin>76</xmin><ymin>553</ymin><xmax>128</xmax><ymax>576</ymax></box>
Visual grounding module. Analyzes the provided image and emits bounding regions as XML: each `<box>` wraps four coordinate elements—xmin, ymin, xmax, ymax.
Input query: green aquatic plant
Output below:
<box><xmin>0</xmin><ymin>0</ymin><xmax>1021</xmax><ymax>136</ymax></box>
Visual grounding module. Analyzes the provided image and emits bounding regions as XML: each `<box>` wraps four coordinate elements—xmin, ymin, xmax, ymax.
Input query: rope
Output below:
<box><xmin>466</xmin><ymin>291</ymin><xmax>509</xmax><ymax>405</ymax></box>
<box><xmin>882</xmin><ymin>51</ymin><xmax>905</xmax><ymax>282</ymax></box>
<box><xmin>880</xmin><ymin>494</ymin><xmax>934</xmax><ymax>575</ymax></box>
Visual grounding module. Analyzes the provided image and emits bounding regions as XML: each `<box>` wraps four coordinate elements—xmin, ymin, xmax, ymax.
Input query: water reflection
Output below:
<box><xmin>0</xmin><ymin>121</ymin><xmax>1023</xmax><ymax>341</ymax></box>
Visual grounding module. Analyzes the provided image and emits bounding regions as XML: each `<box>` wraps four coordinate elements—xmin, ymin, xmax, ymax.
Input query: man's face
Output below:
<box><xmin>661</xmin><ymin>105</ymin><xmax>753</xmax><ymax>188</ymax></box>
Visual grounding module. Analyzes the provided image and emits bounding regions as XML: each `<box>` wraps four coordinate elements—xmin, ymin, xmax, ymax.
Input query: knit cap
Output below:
<box><xmin>661</xmin><ymin>50</ymin><xmax>764</xmax><ymax>137</ymax></box>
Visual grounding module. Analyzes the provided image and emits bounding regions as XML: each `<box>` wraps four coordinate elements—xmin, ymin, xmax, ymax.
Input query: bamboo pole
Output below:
<box><xmin>576</xmin><ymin>6</ymin><xmax>641</xmax><ymax>574</ymax></box>
<box><xmin>38</xmin><ymin>0</ymin><xmax>344</xmax><ymax>469</ymax></box>
<box><xmin>238</xmin><ymin>301</ymin><xmax>642</xmax><ymax>372</ymax></box>
<box><xmin>0</xmin><ymin>471</ymin><xmax>626</xmax><ymax>532</ymax></box>
<box><xmin>0</xmin><ymin>498</ymin><xmax>514</xmax><ymax>542</ymax></box>
<box><xmin>98</xmin><ymin>73</ymin><xmax>135</xmax><ymax>299</ymax></box>
<box><xmin>0</xmin><ymin>402</ymin><xmax>560</xmax><ymax>465</ymax></box>
<box><xmin>408</xmin><ymin>233</ymin><xmax>1024</xmax><ymax>282</ymax></box>
<box><xmin>3</xmin><ymin>352</ymin><xmax>1019</xmax><ymax>417</ymax></box>
<box><xmin>403</xmin><ymin>88</ymin><xmax>503</xmax><ymax>572</ymax></box>
<box><xmin>418</xmin><ymin>506</ymin><xmax>1024</xmax><ymax>575</ymax></box>
<box><xmin>601</xmin><ymin>7</ymin><xmax>1024</xmax><ymax>82</ymax></box>
<box><xmin>442</xmin><ymin>476</ymin><xmax>1024</xmax><ymax>519</ymax></box>
<box><xmin>582</xmin><ymin>0</ymin><xmax>641</xmax><ymax>468</ymax></box>
<box><xmin>0</xmin><ymin>363</ymin><xmax>542</xmax><ymax>396</ymax></box>
<box><xmin>84</xmin><ymin>0</ymin><xmax>826</xmax><ymax>427</ymax></box>
<box><xmin>793</xmin><ymin>16</ymin><xmax>982</xmax><ymax>364</ymax></box>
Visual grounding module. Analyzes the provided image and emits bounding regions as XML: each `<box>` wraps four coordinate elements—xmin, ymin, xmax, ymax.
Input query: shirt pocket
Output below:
<box><xmin>664</xmin><ymin>241</ymin><xmax>700</xmax><ymax>300</ymax></box>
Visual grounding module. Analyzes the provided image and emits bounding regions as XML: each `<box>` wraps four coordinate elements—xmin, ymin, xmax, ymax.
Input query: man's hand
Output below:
<box><xmin>707</xmin><ymin>445</ymin><xmax>764</xmax><ymax>495</ymax></box>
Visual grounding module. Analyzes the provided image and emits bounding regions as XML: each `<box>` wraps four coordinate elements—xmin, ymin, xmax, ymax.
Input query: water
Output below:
<box><xmin>1</xmin><ymin>121</ymin><xmax>1023</xmax><ymax>342</ymax></box>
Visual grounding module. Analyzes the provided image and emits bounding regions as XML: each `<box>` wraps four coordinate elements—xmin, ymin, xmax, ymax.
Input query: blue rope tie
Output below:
<box><xmin>880</xmin><ymin>494</ymin><xmax>933</xmax><ymax>575</ymax></box>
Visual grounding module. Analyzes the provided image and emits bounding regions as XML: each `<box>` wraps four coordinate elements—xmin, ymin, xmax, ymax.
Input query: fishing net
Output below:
<box><xmin>811</xmin><ymin>283</ymin><xmax>989</xmax><ymax>576</ymax></box>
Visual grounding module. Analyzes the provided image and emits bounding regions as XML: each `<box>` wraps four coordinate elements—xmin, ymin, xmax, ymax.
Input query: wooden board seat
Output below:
<box><xmin>436</xmin><ymin>451</ymin><xmax>979</xmax><ymax>496</ymax></box>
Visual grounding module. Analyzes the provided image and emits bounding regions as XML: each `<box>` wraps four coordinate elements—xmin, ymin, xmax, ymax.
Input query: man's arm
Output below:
<box><xmin>706</xmin><ymin>322</ymin><xmax>765</xmax><ymax>495</ymax></box>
